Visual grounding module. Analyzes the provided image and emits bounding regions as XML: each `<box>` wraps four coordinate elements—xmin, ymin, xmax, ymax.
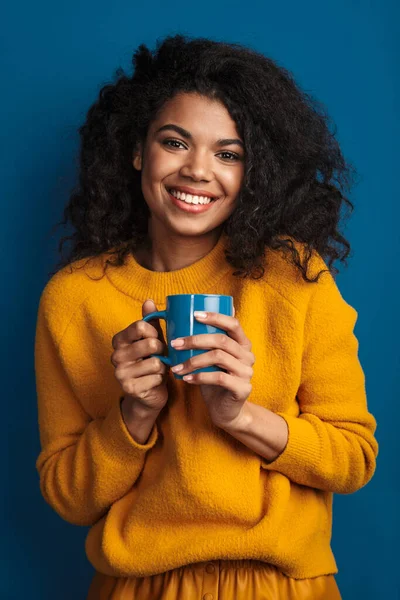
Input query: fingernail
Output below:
<box><xmin>183</xmin><ymin>375</ymin><xmax>193</xmax><ymax>381</ymax></box>
<box><xmin>171</xmin><ymin>338</ymin><xmax>184</xmax><ymax>347</ymax></box>
<box><xmin>194</xmin><ymin>311</ymin><xmax>207</xmax><ymax>319</ymax></box>
<box><xmin>171</xmin><ymin>363</ymin><xmax>183</xmax><ymax>372</ymax></box>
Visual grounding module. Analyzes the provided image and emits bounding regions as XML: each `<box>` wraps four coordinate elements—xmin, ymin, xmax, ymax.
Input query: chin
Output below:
<box><xmin>168</xmin><ymin>223</ymin><xmax>217</xmax><ymax>237</ymax></box>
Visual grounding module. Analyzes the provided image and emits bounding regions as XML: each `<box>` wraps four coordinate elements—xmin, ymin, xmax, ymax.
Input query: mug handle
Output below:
<box><xmin>142</xmin><ymin>311</ymin><xmax>172</xmax><ymax>367</ymax></box>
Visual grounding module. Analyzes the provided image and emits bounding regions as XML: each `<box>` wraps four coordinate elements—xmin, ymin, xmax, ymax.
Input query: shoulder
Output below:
<box><xmin>37</xmin><ymin>254</ymin><xmax>108</xmax><ymax>344</ymax></box>
<box><xmin>260</xmin><ymin>238</ymin><xmax>337</xmax><ymax>313</ymax></box>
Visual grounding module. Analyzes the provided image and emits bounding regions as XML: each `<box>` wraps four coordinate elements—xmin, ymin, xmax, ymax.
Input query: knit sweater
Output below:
<box><xmin>34</xmin><ymin>233</ymin><xmax>378</xmax><ymax>579</ymax></box>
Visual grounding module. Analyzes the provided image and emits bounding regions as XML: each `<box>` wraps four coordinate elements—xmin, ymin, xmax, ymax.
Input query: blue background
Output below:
<box><xmin>2</xmin><ymin>1</ymin><xmax>398</xmax><ymax>598</ymax></box>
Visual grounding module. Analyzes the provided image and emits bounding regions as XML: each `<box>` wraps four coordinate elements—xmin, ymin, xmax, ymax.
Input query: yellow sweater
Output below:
<box><xmin>35</xmin><ymin>234</ymin><xmax>378</xmax><ymax>580</ymax></box>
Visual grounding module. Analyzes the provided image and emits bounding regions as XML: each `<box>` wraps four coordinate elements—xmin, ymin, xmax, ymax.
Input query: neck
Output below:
<box><xmin>135</xmin><ymin>220</ymin><xmax>224</xmax><ymax>272</ymax></box>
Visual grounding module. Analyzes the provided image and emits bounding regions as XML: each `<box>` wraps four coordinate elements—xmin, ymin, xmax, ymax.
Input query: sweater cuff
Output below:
<box><xmin>260</xmin><ymin>413</ymin><xmax>321</xmax><ymax>474</ymax></box>
<box><xmin>99</xmin><ymin>397</ymin><xmax>159</xmax><ymax>465</ymax></box>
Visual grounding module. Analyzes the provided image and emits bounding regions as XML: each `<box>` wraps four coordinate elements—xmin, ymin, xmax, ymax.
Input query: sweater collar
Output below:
<box><xmin>105</xmin><ymin>233</ymin><xmax>231</xmax><ymax>303</ymax></box>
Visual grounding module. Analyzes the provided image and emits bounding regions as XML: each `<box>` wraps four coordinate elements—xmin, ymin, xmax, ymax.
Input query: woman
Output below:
<box><xmin>35</xmin><ymin>34</ymin><xmax>378</xmax><ymax>599</ymax></box>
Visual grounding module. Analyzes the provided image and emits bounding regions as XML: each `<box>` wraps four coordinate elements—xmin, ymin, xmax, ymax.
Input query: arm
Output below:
<box><xmin>35</xmin><ymin>294</ymin><xmax>159</xmax><ymax>527</ymax></box>
<box><xmin>121</xmin><ymin>396</ymin><xmax>161</xmax><ymax>445</ymax></box>
<box><xmin>220</xmin><ymin>403</ymin><xmax>289</xmax><ymax>463</ymax></box>
<box><xmin>223</xmin><ymin>268</ymin><xmax>378</xmax><ymax>494</ymax></box>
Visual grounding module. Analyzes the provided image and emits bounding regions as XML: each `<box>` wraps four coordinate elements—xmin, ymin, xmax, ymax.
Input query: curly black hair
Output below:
<box><xmin>51</xmin><ymin>33</ymin><xmax>357</xmax><ymax>283</ymax></box>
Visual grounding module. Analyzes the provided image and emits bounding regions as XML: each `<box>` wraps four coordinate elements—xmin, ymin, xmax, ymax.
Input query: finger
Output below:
<box><xmin>112</xmin><ymin>319</ymin><xmax>159</xmax><ymax>349</ymax></box>
<box><xmin>142</xmin><ymin>299</ymin><xmax>157</xmax><ymax>318</ymax></box>
<box><xmin>142</xmin><ymin>299</ymin><xmax>167</xmax><ymax>347</ymax></box>
<box><xmin>172</xmin><ymin>333</ymin><xmax>253</xmax><ymax>365</ymax></box>
<box><xmin>182</xmin><ymin>370</ymin><xmax>252</xmax><ymax>396</ymax></box>
<box><xmin>115</xmin><ymin>356</ymin><xmax>168</xmax><ymax>380</ymax></box>
<box><xmin>172</xmin><ymin>349</ymin><xmax>253</xmax><ymax>379</ymax></box>
<box><xmin>122</xmin><ymin>373</ymin><xmax>165</xmax><ymax>398</ymax></box>
<box><xmin>193</xmin><ymin>311</ymin><xmax>251</xmax><ymax>349</ymax></box>
<box><xmin>111</xmin><ymin>337</ymin><xmax>165</xmax><ymax>365</ymax></box>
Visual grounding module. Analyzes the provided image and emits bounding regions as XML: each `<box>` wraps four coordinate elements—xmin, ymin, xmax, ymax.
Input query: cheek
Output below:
<box><xmin>222</xmin><ymin>168</ymin><xmax>244</xmax><ymax>197</ymax></box>
<box><xmin>142</xmin><ymin>151</ymin><xmax>163</xmax><ymax>186</ymax></box>
<box><xmin>144</xmin><ymin>146</ymin><xmax>179</xmax><ymax>185</ymax></box>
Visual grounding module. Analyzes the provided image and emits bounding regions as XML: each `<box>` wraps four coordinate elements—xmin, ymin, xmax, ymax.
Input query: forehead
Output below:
<box><xmin>151</xmin><ymin>92</ymin><xmax>240</xmax><ymax>137</ymax></box>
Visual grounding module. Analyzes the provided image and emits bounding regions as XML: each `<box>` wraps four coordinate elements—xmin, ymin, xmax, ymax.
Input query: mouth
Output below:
<box><xmin>166</xmin><ymin>187</ymin><xmax>220</xmax><ymax>214</ymax></box>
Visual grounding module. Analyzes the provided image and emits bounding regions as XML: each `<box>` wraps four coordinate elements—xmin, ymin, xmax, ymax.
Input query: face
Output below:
<box><xmin>132</xmin><ymin>92</ymin><xmax>245</xmax><ymax>239</ymax></box>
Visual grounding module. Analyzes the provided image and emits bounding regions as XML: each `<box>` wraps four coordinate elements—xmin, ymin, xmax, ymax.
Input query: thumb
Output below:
<box><xmin>142</xmin><ymin>299</ymin><xmax>167</xmax><ymax>347</ymax></box>
<box><xmin>142</xmin><ymin>299</ymin><xmax>157</xmax><ymax>318</ymax></box>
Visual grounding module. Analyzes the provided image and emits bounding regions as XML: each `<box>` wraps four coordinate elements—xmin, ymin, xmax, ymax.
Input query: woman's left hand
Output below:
<box><xmin>170</xmin><ymin>311</ymin><xmax>255</xmax><ymax>428</ymax></box>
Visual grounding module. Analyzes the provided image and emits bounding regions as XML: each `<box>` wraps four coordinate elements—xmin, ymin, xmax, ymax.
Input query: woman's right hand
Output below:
<box><xmin>111</xmin><ymin>300</ymin><xmax>169</xmax><ymax>414</ymax></box>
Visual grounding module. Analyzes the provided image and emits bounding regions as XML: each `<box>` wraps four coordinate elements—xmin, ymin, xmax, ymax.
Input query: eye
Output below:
<box><xmin>218</xmin><ymin>151</ymin><xmax>241</xmax><ymax>161</ymax></box>
<box><xmin>162</xmin><ymin>139</ymin><xmax>186</xmax><ymax>149</ymax></box>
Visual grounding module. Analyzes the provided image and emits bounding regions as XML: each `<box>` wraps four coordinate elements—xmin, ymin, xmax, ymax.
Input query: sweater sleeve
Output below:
<box><xmin>34</xmin><ymin>289</ymin><xmax>158</xmax><ymax>527</ymax></box>
<box><xmin>261</xmin><ymin>266</ymin><xmax>378</xmax><ymax>494</ymax></box>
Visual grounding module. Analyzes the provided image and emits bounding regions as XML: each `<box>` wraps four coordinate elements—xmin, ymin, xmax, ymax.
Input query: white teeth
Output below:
<box><xmin>169</xmin><ymin>189</ymin><xmax>213</xmax><ymax>205</ymax></box>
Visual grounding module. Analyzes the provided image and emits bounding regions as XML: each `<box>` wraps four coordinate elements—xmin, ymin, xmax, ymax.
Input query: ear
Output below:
<box><xmin>132</xmin><ymin>143</ymin><xmax>143</xmax><ymax>171</ymax></box>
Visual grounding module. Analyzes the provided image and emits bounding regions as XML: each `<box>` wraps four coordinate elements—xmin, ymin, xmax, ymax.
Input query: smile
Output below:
<box><xmin>166</xmin><ymin>188</ymin><xmax>218</xmax><ymax>214</ymax></box>
<box><xmin>168</xmin><ymin>188</ymin><xmax>216</xmax><ymax>205</ymax></box>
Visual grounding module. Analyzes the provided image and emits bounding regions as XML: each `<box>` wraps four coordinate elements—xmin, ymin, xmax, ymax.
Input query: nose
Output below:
<box><xmin>179</xmin><ymin>148</ymin><xmax>212</xmax><ymax>182</ymax></box>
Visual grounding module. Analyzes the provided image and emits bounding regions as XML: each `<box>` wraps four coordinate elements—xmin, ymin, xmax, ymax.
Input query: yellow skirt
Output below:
<box><xmin>87</xmin><ymin>559</ymin><xmax>342</xmax><ymax>599</ymax></box>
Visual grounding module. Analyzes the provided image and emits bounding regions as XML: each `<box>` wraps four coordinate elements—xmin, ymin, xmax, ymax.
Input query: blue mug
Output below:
<box><xmin>142</xmin><ymin>294</ymin><xmax>234</xmax><ymax>380</ymax></box>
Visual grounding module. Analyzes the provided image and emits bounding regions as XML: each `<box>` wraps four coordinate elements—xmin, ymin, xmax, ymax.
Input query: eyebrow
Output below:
<box><xmin>155</xmin><ymin>123</ymin><xmax>244</xmax><ymax>149</ymax></box>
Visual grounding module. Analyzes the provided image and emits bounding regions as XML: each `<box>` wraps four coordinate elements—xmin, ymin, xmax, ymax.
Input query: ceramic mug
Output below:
<box><xmin>142</xmin><ymin>293</ymin><xmax>234</xmax><ymax>380</ymax></box>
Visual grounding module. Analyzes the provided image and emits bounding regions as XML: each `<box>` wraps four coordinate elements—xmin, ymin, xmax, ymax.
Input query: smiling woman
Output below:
<box><xmin>34</xmin><ymin>33</ymin><xmax>378</xmax><ymax>600</ymax></box>
<box><xmin>131</xmin><ymin>92</ymin><xmax>245</xmax><ymax>245</ymax></box>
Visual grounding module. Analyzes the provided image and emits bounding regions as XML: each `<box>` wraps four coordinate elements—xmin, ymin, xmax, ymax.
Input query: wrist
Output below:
<box><xmin>120</xmin><ymin>396</ymin><xmax>160</xmax><ymax>444</ymax></box>
<box><xmin>219</xmin><ymin>401</ymin><xmax>289</xmax><ymax>464</ymax></box>
<box><xmin>218</xmin><ymin>401</ymin><xmax>253</xmax><ymax>435</ymax></box>
<box><xmin>122</xmin><ymin>395</ymin><xmax>161</xmax><ymax>419</ymax></box>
